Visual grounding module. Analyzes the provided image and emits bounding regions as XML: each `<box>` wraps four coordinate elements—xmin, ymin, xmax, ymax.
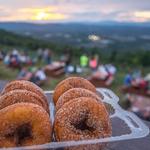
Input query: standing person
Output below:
<box><xmin>43</xmin><ymin>49</ymin><xmax>52</xmax><ymax>65</ymax></box>
<box><xmin>37</xmin><ymin>48</ymin><xmax>43</xmax><ymax>61</ymax></box>
<box><xmin>47</xmin><ymin>50</ymin><xmax>52</xmax><ymax>64</ymax></box>
<box><xmin>89</xmin><ymin>55</ymin><xmax>98</xmax><ymax>71</ymax></box>
<box><xmin>19</xmin><ymin>52</ymin><xmax>27</xmax><ymax>65</ymax></box>
<box><xmin>65</xmin><ymin>51</ymin><xmax>72</xmax><ymax>73</ymax></box>
<box><xmin>105</xmin><ymin>64</ymin><xmax>117</xmax><ymax>86</ymax></box>
<box><xmin>12</xmin><ymin>49</ymin><xmax>19</xmax><ymax>58</ymax></box>
<box><xmin>124</xmin><ymin>72</ymin><xmax>132</xmax><ymax>87</ymax></box>
<box><xmin>80</xmin><ymin>54</ymin><xmax>89</xmax><ymax>68</ymax></box>
<box><xmin>3</xmin><ymin>53</ymin><xmax>10</xmax><ymax>66</ymax></box>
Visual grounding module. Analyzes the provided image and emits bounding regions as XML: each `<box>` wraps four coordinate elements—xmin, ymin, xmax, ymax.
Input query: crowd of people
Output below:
<box><xmin>4</xmin><ymin>48</ymin><xmax>149</xmax><ymax>90</ymax></box>
<box><xmin>123</xmin><ymin>70</ymin><xmax>150</xmax><ymax>121</ymax></box>
<box><xmin>0</xmin><ymin>48</ymin><xmax>51</xmax><ymax>86</ymax></box>
<box><xmin>0</xmin><ymin>49</ymin><xmax>34</xmax><ymax>69</ymax></box>
<box><xmin>124</xmin><ymin>70</ymin><xmax>150</xmax><ymax>94</ymax></box>
<box><xmin>0</xmin><ymin>49</ymin><xmax>148</xmax><ymax>90</ymax></box>
<box><xmin>0</xmin><ymin>48</ymin><xmax>118</xmax><ymax>87</ymax></box>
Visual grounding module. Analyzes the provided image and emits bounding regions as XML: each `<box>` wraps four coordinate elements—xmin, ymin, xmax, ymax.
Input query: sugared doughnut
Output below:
<box><xmin>56</xmin><ymin>88</ymin><xmax>103</xmax><ymax>112</ymax></box>
<box><xmin>53</xmin><ymin>77</ymin><xmax>96</xmax><ymax>105</ymax></box>
<box><xmin>0</xmin><ymin>103</ymin><xmax>52</xmax><ymax>148</ymax></box>
<box><xmin>0</xmin><ymin>90</ymin><xmax>49</xmax><ymax>114</ymax></box>
<box><xmin>1</xmin><ymin>80</ymin><xmax>49</xmax><ymax>110</ymax></box>
<box><xmin>54</xmin><ymin>97</ymin><xmax>111</xmax><ymax>142</ymax></box>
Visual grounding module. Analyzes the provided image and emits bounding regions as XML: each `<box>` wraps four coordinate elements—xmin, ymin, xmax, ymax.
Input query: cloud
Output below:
<box><xmin>134</xmin><ymin>11</ymin><xmax>150</xmax><ymax>19</ymax></box>
<box><xmin>0</xmin><ymin>0</ymin><xmax>150</xmax><ymax>22</ymax></box>
<box><xmin>0</xmin><ymin>6</ymin><xmax>69</xmax><ymax>21</ymax></box>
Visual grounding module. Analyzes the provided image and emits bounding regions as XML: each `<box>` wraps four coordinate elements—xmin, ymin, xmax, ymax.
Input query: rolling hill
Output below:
<box><xmin>0</xmin><ymin>29</ymin><xmax>54</xmax><ymax>50</ymax></box>
<box><xmin>0</xmin><ymin>22</ymin><xmax>150</xmax><ymax>51</ymax></box>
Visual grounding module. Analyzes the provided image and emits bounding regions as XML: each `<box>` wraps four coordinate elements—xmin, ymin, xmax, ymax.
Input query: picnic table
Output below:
<box><xmin>122</xmin><ymin>86</ymin><xmax>150</xmax><ymax>97</ymax></box>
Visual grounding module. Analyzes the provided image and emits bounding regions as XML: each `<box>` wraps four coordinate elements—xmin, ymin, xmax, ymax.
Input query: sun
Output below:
<box><xmin>35</xmin><ymin>12</ymin><xmax>49</xmax><ymax>20</ymax></box>
<box><xmin>33</xmin><ymin>10</ymin><xmax>67</xmax><ymax>21</ymax></box>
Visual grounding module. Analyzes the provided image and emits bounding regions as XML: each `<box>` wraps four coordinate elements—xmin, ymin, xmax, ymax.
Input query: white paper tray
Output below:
<box><xmin>2</xmin><ymin>88</ymin><xmax>149</xmax><ymax>150</ymax></box>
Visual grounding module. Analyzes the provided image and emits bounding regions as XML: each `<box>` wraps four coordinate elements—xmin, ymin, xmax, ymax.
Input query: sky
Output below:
<box><xmin>0</xmin><ymin>0</ymin><xmax>150</xmax><ymax>23</ymax></box>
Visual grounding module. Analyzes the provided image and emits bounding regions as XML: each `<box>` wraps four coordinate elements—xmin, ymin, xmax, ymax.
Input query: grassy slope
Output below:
<box><xmin>0</xmin><ymin>63</ymin><xmax>18</xmax><ymax>80</ymax></box>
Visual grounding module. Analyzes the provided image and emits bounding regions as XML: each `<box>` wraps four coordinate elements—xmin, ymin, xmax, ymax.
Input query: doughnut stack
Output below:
<box><xmin>0</xmin><ymin>77</ymin><xmax>112</xmax><ymax>149</ymax></box>
<box><xmin>53</xmin><ymin>77</ymin><xmax>112</xmax><ymax>150</ymax></box>
<box><xmin>0</xmin><ymin>80</ymin><xmax>52</xmax><ymax>148</ymax></box>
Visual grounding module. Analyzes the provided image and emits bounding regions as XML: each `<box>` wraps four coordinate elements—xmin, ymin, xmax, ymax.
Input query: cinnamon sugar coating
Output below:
<box><xmin>0</xmin><ymin>103</ymin><xmax>52</xmax><ymax>148</ymax></box>
<box><xmin>53</xmin><ymin>77</ymin><xmax>96</xmax><ymax>105</ymax></box>
<box><xmin>0</xmin><ymin>90</ymin><xmax>49</xmax><ymax>114</ymax></box>
<box><xmin>54</xmin><ymin>97</ymin><xmax>111</xmax><ymax>142</ymax></box>
<box><xmin>56</xmin><ymin>88</ymin><xmax>103</xmax><ymax>112</ymax></box>
<box><xmin>1</xmin><ymin>80</ymin><xmax>49</xmax><ymax>111</ymax></box>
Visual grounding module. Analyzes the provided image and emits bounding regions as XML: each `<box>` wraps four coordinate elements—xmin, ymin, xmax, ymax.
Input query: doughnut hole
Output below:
<box><xmin>71</xmin><ymin>111</ymin><xmax>96</xmax><ymax>134</ymax></box>
<box><xmin>73</xmin><ymin>115</ymin><xmax>95</xmax><ymax>132</ymax></box>
<box><xmin>5</xmin><ymin>123</ymin><xmax>32</xmax><ymax>146</ymax></box>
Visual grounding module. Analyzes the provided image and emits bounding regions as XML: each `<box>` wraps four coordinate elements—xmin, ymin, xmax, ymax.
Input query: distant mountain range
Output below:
<box><xmin>0</xmin><ymin>22</ymin><xmax>150</xmax><ymax>51</ymax></box>
<box><xmin>0</xmin><ymin>21</ymin><xmax>150</xmax><ymax>29</ymax></box>
<box><xmin>0</xmin><ymin>21</ymin><xmax>149</xmax><ymax>31</ymax></box>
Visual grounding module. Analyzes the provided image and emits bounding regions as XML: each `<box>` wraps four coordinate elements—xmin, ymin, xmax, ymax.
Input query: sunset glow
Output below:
<box><xmin>33</xmin><ymin>12</ymin><xmax>67</xmax><ymax>21</ymax></box>
<box><xmin>0</xmin><ymin>1</ymin><xmax>150</xmax><ymax>22</ymax></box>
<box><xmin>134</xmin><ymin>11</ymin><xmax>150</xmax><ymax>19</ymax></box>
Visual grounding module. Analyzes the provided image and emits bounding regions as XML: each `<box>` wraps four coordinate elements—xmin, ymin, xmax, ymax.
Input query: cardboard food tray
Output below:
<box><xmin>2</xmin><ymin>88</ymin><xmax>149</xmax><ymax>150</ymax></box>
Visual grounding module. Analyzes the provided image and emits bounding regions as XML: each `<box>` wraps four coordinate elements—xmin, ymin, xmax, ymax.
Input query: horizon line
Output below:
<box><xmin>0</xmin><ymin>20</ymin><xmax>150</xmax><ymax>24</ymax></box>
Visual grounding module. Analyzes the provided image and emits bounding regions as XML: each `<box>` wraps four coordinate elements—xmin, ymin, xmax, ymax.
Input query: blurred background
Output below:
<box><xmin>0</xmin><ymin>0</ymin><xmax>150</xmax><ymax>120</ymax></box>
